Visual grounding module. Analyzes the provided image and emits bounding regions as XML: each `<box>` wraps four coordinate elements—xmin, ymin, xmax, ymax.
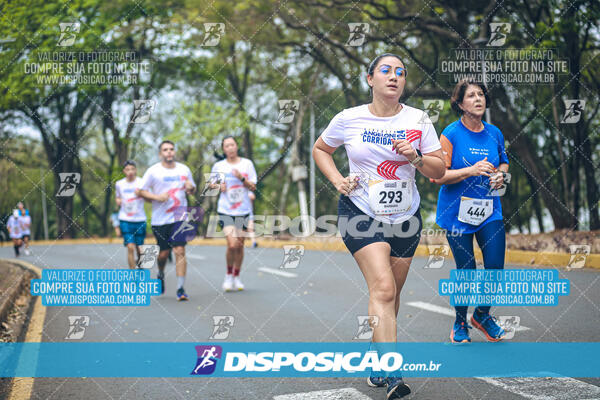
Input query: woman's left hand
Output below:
<box><xmin>232</xmin><ymin>169</ymin><xmax>243</xmax><ymax>180</ymax></box>
<box><xmin>489</xmin><ymin>171</ymin><xmax>504</xmax><ymax>189</ymax></box>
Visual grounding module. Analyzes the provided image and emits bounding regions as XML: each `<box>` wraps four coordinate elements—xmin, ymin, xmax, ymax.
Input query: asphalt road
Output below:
<box><xmin>1</xmin><ymin>243</ymin><xmax>599</xmax><ymax>400</ymax></box>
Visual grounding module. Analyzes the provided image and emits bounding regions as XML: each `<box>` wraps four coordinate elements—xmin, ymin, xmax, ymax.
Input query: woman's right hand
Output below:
<box><xmin>157</xmin><ymin>192</ymin><xmax>169</xmax><ymax>202</ymax></box>
<box><xmin>220</xmin><ymin>182</ymin><xmax>226</xmax><ymax>192</ymax></box>
<box><xmin>334</xmin><ymin>176</ymin><xmax>359</xmax><ymax>196</ymax></box>
<box><xmin>469</xmin><ymin>157</ymin><xmax>495</xmax><ymax>177</ymax></box>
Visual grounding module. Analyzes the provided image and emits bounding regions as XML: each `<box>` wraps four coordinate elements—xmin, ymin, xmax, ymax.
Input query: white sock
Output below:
<box><xmin>177</xmin><ymin>276</ymin><xmax>185</xmax><ymax>289</ymax></box>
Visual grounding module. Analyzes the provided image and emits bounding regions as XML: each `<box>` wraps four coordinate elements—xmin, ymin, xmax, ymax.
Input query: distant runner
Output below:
<box><xmin>7</xmin><ymin>209</ymin><xmax>23</xmax><ymax>257</ymax></box>
<box><xmin>17</xmin><ymin>202</ymin><xmax>31</xmax><ymax>255</ymax></box>
<box><xmin>115</xmin><ymin>160</ymin><xmax>147</xmax><ymax>269</ymax></box>
<box><xmin>210</xmin><ymin>136</ymin><xmax>257</xmax><ymax>292</ymax></box>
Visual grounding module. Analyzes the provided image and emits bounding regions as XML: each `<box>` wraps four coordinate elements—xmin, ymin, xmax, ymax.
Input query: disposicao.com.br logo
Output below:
<box><xmin>224</xmin><ymin>350</ymin><xmax>407</xmax><ymax>373</ymax></box>
<box><xmin>190</xmin><ymin>344</ymin><xmax>442</xmax><ymax>377</ymax></box>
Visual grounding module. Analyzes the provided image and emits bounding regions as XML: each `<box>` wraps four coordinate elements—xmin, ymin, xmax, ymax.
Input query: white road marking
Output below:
<box><xmin>407</xmin><ymin>301</ymin><xmax>600</xmax><ymax>398</ymax></box>
<box><xmin>258</xmin><ymin>267</ymin><xmax>298</xmax><ymax>278</ymax></box>
<box><xmin>406</xmin><ymin>301</ymin><xmax>530</xmax><ymax>331</ymax></box>
<box><xmin>273</xmin><ymin>388</ymin><xmax>372</xmax><ymax>400</ymax></box>
<box><xmin>187</xmin><ymin>254</ymin><xmax>206</xmax><ymax>260</ymax></box>
<box><xmin>478</xmin><ymin>377</ymin><xmax>600</xmax><ymax>400</ymax></box>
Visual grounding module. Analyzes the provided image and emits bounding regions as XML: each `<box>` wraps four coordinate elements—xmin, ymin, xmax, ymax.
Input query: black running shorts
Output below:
<box><xmin>338</xmin><ymin>195</ymin><xmax>422</xmax><ymax>257</ymax></box>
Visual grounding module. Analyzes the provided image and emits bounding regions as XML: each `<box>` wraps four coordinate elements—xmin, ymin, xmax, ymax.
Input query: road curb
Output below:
<box><xmin>206</xmin><ymin>239</ymin><xmax>600</xmax><ymax>269</ymax></box>
<box><xmin>16</xmin><ymin>237</ymin><xmax>600</xmax><ymax>269</ymax></box>
<box><xmin>0</xmin><ymin>262</ymin><xmax>27</xmax><ymax>330</ymax></box>
<box><xmin>2</xmin><ymin>259</ymin><xmax>45</xmax><ymax>400</ymax></box>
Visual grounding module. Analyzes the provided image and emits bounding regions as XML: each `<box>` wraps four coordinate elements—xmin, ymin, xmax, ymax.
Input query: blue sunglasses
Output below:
<box><xmin>379</xmin><ymin>64</ymin><xmax>406</xmax><ymax>77</ymax></box>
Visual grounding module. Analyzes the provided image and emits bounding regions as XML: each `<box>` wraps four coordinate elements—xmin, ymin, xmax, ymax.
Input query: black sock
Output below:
<box><xmin>14</xmin><ymin>245</ymin><xmax>20</xmax><ymax>256</ymax></box>
<box><xmin>475</xmin><ymin>307</ymin><xmax>490</xmax><ymax>315</ymax></box>
<box><xmin>455</xmin><ymin>306</ymin><xmax>468</xmax><ymax>323</ymax></box>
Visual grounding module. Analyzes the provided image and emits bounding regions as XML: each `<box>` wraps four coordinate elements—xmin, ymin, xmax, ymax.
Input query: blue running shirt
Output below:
<box><xmin>435</xmin><ymin>119</ymin><xmax>509</xmax><ymax>234</ymax></box>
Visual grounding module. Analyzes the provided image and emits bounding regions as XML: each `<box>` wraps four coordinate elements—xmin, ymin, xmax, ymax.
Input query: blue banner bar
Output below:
<box><xmin>0</xmin><ymin>342</ymin><xmax>598</xmax><ymax>378</ymax></box>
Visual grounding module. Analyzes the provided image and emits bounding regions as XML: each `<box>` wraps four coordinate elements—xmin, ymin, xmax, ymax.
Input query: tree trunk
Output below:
<box><xmin>492</xmin><ymin>88</ymin><xmax>577</xmax><ymax>229</ymax></box>
<box><xmin>513</xmin><ymin>171</ymin><xmax>523</xmax><ymax>233</ymax></box>
<box><xmin>279</xmin><ymin>169</ymin><xmax>290</xmax><ymax>216</ymax></box>
<box><xmin>526</xmin><ymin>173</ymin><xmax>545</xmax><ymax>233</ymax></box>
<box><xmin>243</xmin><ymin>126</ymin><xmax>253</xmax><ymax>160</ymax></box>
<box><xmin>54</xmin><ymin>173</ymin><xmax>75</xmax><ymax>239</ymax></box>
<box><xmin>581</xmin><ymin>131</ymin><xmax>600</xmax><ymax>229</ymax></box>
<box><xmin>551</xmin><ymin>81</ymin><xmax>570</xmax><ymax>205</ymax></box>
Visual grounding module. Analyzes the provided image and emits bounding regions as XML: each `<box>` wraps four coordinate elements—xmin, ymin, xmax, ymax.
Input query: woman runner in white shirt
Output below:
<box><xmin>313</xmin><ymin>53</ymin><xmax>445</xmax><ymax>399</ymax></box>
<box><xmin>210</xmin><ymin>136</ymin><xmax>257</xmax><ymax>292</ymax></box>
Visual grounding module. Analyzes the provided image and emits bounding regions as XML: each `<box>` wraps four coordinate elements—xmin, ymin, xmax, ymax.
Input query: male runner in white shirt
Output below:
<box><xmin>136</xmin><ymin>140</ymin><xmax>196</xmax><ymax>301</ymax></box>
<box><xmin>115</xmin><ymin>160</ymin><xmax>147</xmax><ymax>269</ymax></box>
<box><xmin>17</xmin><ymin>202</ymin><xmax>32</xmax><ymax>255</ymax></box>
<box><xmin>7</xmin><ymin>209</ymin><xmax>22</xmax><ymax>257</ymax></box>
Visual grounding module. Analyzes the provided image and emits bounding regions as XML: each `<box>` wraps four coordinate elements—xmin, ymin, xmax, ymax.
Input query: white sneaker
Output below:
<box><xmin>24</xmin><ymin>249</ymin><xmax>31</xmax><ymax>256</ymax></box>
<box><xmin>222</xmin><ymin>274</ymin><xmax>234</xmax><ymax>292</ymax></box>
<box><xmin>233</xmin><ymin>276</ymin><xmax>244</xmax><ymax>291</ymax></box>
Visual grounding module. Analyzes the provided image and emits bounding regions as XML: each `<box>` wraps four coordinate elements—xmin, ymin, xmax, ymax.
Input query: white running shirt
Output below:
<box><xmin>139</xmin><ymin>162</ymin><xmax>196</xmax><ymax>226</ymax></box>
<box><xmin>115</xmin><ymin>177</ymin><xmax>146</xmax><ymax>222</ymax></box>
<box><xmin>211</xmin><ymin>158</ymin><xmax>257</xmax><ymax>216</ymax></box>
<box><xmin>321</xmin><ymin>104</ymin><xmax>441</xmax><ymax>223</ymax></box>
<box><xmin>19</xmin><ymin>213</ymin><xmax>31</xmax><ymax>235</ymax></box>
<box><xmin>7</xmin><ymin>215</ymin><xmax>21</xmax><ymax>239</ymax></box>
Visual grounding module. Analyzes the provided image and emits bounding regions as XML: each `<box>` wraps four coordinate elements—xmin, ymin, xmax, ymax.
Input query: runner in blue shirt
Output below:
<box><xmin>433</xmin><ymin>79</ymin><xmax>509</xmax><ymax>344</ymax></box>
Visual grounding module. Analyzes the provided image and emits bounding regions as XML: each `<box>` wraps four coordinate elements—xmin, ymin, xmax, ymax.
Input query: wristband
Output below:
<box><xmin>410</xmin><ymin>149</ymin><xmax>423</xmax><ymax>166</ymax></box>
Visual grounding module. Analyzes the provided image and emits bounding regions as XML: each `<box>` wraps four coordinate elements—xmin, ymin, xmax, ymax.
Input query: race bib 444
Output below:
<box><xmin>458</xmin><ymin>197</ymin><xmax>493</xmax><ymax>226</ymax></box>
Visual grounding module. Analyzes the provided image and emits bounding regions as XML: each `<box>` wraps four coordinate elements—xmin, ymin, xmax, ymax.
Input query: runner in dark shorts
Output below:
<box><xmin>136</xmin><ymin>141</ymin><xmax>196</xmax><ymax>301</ymax></box>
<box><xmin>210</xmin><ymin>136</ymin><xmax>257</xmax><ymax>292</ymax></box>
<box><xmin>312</xmin><ymin>53</ymin><xmax>446</xmax><ymax>399</ymax></box>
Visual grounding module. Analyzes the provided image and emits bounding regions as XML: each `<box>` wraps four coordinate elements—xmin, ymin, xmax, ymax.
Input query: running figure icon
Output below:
<box><xmin>191</xmin><ymin>345</ymin><xmax>222</xmax><ymax>375</ymax></box>
<box><xmin>193</xmin><ymin>347</ymin><xmax>218</xmax><ymax>373</ymax></box>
